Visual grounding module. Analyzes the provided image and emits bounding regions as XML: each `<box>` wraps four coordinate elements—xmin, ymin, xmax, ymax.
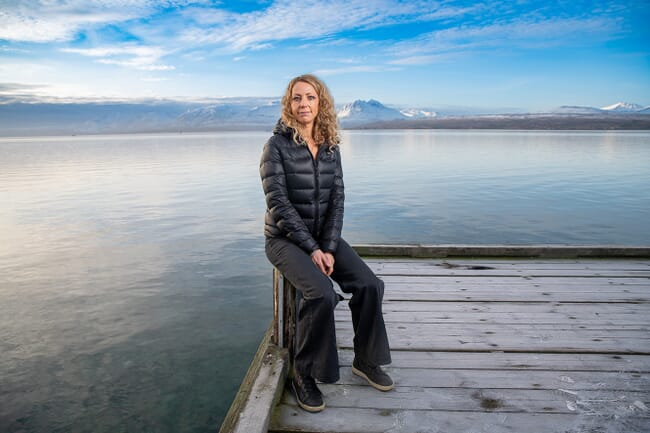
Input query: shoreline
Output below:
<box><xmin>2</xmin><ymin>123</ymin><xmax>650</xmax><ymax>139</ymax></box>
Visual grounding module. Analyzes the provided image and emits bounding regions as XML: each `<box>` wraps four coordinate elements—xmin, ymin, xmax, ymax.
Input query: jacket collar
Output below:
<box><xmin>273</xmin><ymin>119</ymin><xmax>337</xmax><ymax>152</ymax></box>
<box><xmin>273</xmin><ymin>119</ymin><xmax>297</xmax><ymax>141</ymax></box>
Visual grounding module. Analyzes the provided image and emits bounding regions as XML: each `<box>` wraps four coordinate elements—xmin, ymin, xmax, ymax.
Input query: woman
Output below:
<box><xmin>260</xmin><ymin>74</ymin><xmax>393</xmax><ymax>413</ymax></box>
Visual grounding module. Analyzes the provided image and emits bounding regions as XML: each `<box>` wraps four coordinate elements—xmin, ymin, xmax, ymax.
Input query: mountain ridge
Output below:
<box><xmin>1</xmin><ymin>98</ymin><xmax>648</xmax><ymax>136</ymax></box>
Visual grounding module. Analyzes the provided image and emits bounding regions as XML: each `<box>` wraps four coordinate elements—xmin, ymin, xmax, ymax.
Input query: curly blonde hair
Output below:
<box><xmin>281</xmin><ymin>74</ymin><xmax>340</xmax><ymax>147</ymax></box>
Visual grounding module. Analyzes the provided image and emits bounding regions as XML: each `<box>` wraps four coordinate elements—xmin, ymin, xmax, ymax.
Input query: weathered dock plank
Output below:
<box><xmin>268</xmin><ymin>257</ymin><xmax>650</xmax><ymax>433</ymax></box>
<box><xmin>336</xmin><ymin>349</ymin><xmax>650</xmax><ymax>373</ymax></box>
<box><xmin>361</xmin><ymin>307</ymin><xmax>650</xmax><ymax>326</ymax></box>
<box><xmin>369</xmin><ymin>260</ymin><xmax>650</xmax><ymax>272</ymax></box>
<box><xmin>271</xmin><ymin>406</ymin><xmax>649</xmax><ymax>433</ymax></box>
<box><xmin>279</xmin><ymin>386</ymin><xmax>649</xmax><ymax>415</ymax></box>
<box><xmin>336</xmin><ymin>324</ymin><xmax>649</xmax><ymax>354</ymax></box>
<box><xmin>374</xmin><ymin>268</ymin><xmax>650</xmax><ymax>277</ymax></box>
<box><xmin>370</xmin><ymin>260</ymin><xmax>650</xmax><ymax>269</ymax></box>
<box><xmin>330</xmin><ymin>367</ymin><xmax>650</xmax><ymax>392</ymax></box>
<box><xmin>352</xmin><ymin>244</ymin><xmax>650</xmax><ymax>258</ymax></box>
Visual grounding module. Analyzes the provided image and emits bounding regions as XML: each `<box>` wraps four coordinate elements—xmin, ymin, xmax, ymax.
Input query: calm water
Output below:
<box><xmin>1</xmin><ymin>130</ymin><xmax>649</xmax><ymax>432</ymax></box>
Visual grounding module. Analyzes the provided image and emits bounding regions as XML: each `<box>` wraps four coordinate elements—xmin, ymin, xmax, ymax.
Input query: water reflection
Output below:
<box><xmin>1</xmin><ymin>130</ymin><xmax>649</xmax><ymax>432</ymax></box>
<box><xmin>340</xmin><ymin>130</ymin><xmax>650</xmax><ymax>245</ymax></box>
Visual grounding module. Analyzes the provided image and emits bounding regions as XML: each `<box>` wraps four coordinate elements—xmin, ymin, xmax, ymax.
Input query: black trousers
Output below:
<box><xmin>265</xmin><ymin>237</ymin><xmax>391</xmax><ymax>383</ymax></box>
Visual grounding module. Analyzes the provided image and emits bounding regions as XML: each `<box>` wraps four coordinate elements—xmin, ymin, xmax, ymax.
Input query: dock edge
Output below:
<box><xmin>218</xmin><ymin>243</ymin><xmax>650</xmax><ymax>432</ymax></box>
<box><xmin>218</xmin><ymin>324</ymin><xmax>289</xmax><ymax>433</ymax></box>
<box><xmin>352</xmin><ymin>244</ymin><xmax>650</xmax><ymax>258</ymax></box>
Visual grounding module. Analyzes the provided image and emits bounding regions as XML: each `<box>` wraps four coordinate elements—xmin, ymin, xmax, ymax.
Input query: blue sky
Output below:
<box><xmin>0</xmin><ymin>0</ymin><xmax>648</xmax><ymax>110</ymax></box>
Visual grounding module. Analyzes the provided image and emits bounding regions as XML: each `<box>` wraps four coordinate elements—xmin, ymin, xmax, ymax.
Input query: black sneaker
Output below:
<box><xmin>352</xmin><ymin>358</ymin><xmax>394</xmax><ymax>391</ymax></box>
<box><xmin>292</xmin><ymin>373</ymin><xmax>325</xmax><ymax>412</ymax></box>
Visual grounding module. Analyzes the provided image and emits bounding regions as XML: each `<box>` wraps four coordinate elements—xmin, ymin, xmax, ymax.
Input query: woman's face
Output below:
<box><xmin>290</xmin><ymin>81</ymin><xmax>319</xmax><ymax>128</ymax></box>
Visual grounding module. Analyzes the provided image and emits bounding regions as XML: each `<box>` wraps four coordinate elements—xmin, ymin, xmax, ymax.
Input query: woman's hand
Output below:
<box><xmin>311</xmin><ymin>249</ymin><xmax>335</xmax><ymax>276</ymax></box>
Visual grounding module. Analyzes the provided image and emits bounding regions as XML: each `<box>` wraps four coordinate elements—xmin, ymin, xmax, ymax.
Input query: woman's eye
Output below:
<box><xmin>308</xmin><ymin>96</ymin><xmax>316</xmax><ymax>101</ymax></box>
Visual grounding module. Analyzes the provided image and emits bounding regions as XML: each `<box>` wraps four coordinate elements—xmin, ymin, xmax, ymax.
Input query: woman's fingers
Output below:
<box><xmin>311</xmin><ymin>250</ymin><xmax>328</xmax><ymax>274</ymax></box>
<box><xmin>311</xmin><ymin>249</ymin><xmax>334</xmax><ymax>276</ymax></box>
<box><xmin>323</xmin><ymin>253</ymin><xmax>335</xmax><ymax>276</ymax></box>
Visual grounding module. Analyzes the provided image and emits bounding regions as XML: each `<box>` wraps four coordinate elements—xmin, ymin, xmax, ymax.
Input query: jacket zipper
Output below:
<box><xmin>312</xmin><ymin>147</ymin><xmax>320</xmax><ymax>238</ymax></box>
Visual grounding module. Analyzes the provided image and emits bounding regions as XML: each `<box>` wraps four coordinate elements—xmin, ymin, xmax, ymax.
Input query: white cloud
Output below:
<box><xmin>335</xmin><ymin>58</ymin><xmax>362</xmax><ymax>64</ymax></box>
<box><xmin>390</xmin><ymin>16</ymin><xmax>624</xmax><ymax>58</ymax></box>
<box><xmin>313</xmin><ymin>65</ymin><xmax>400</xmax><ymax>76</ymax></box>
<box><xmin>179</xmin><ymin>6</ymin><xmax>232</xmax><ymax>25</ymax></box>
<box><xmin>97</xmin><ymin>58</ymin><xmax>175</xmax><ymax>71</ymax></box>
<box><xmin>178</xmin><ymin>0</ymin><xmax>471</xmax><ymax>53</ymax></box>
<box><xmin>1</xmin><ymin>1</ymin><xmax>140</xmax><ymax>42</ymax></box>
<box><xmin>389</xmin><ymin>54</ymin><xmax>457</xmax><ymax>65</ymax></box>
<box><xmin>62</xmin><ymin>45</ymin><xmax>174</xmax><ymax>71</ymax></box>
<box><xmin>0</xmin><ymin>0</ymin><xmax>199</xmax><ymax>43</ymax></box>
<box><xmin>0</xmin><ymin>82</ymin><xmax>49</xmax><ymax>100</ymax></box>
<box><xmin>0</xmin><ymin>61</ymin><xmax>56</xmax><ymax>79</ymax></box>
<box><xmin>0</xmin><ymin>45</ymin><xmax>30</xmax><ymax>53</ymax></box>
<box><xmin>0</xmin><ymin>80</ymin><xmax>103</xmax><ymax>102</ymax></box>
<box><xmin>141</xmin><ymin>76</ymin><xmax>169</xmax><ymax>82</ymax></box>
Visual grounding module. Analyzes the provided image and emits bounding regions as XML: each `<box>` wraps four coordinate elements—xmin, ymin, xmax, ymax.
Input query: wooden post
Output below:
<box><xmin>273</xmin><ymin>268</ymin><xmax>296</xmax><ymax>363</ymax></box>
<box><xmin>272</xmin><ymin>269</ymin><xmax>282</xmax><ymax>347</ymax></box>
<box><xmin>284</xmin><ymin>276</ymin><xmax>296</xmax><ymax>363</ymax></box>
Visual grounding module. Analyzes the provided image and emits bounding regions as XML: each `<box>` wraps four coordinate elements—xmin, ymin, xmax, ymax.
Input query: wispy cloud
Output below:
<box><xmin>313</xmin><ymin>65</ymin><xmax>400</xmax><ymax>76</ymax></box>
<box><xmin>61</xmin><ymin>45</ymin><xmax>174</xmax><ymax>71</ymax></box>
<box><xmin>390</xmin><ymin>16</ymin><xmax>625</xmax><ymax>61</ymax></box>
<box><xmin>178</xmin><ymin>0</ymin><xmax>472</xmax><ymax>53</ymax></box>
<box><xmin>1</xmin><ymin>0</ymin><xmax>646</xmax><ymax>105</ymax></box>
<box><xmin>0</xmin><ymin>82</ymin><xmax>47</xmax><ymax>94</ymax></box>
<box><xmin>0</xmin><ymin>82</ymin><xmax>44</xmax><ymax>103</ymax></box>
<box><xmin>6</xmin><ymin>1</ymin><xmax>621</xmax><ymax>72</ymax></box>
<box><xmin>0</xmin><ymin>81</ymin><xmax>83</xmax><ymax>103</ymax></box>
<box><xmin>0</xmin><ymin>1</ymin><xmax>165</xmax><ymax>42</ymax></box>
<box><xmin>141</xmin><ymin>76</ymin><xmax>170</xmax><ymax>82</ymax></box>
<box><xmin>389</xmin><ymin>54</ymin><xmax>458</xmax><ymax>65</ymax></box>
<box><xmin>0</xmin><ymin>45</ymin><xmax>30</xmax><ymax>53</ymax></box>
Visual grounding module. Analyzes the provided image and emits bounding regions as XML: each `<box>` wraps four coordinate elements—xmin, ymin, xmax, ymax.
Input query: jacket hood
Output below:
<box><xmin>273</xmin><ymin>119</ymin><xmax>295</xmax><ymax>139</ymax></box>
<box><xmin>272</xmin><ymin>118</ymin><xmax>338</xmax><ymax>151</ymax></box>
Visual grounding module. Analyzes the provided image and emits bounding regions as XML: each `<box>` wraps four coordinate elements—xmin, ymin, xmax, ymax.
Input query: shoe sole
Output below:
<box><xmin>352</xmin><ymin>365</ymin><xmax>395</xmax><ymax>391</ymax></box>
<box><xmin>292</xmin><ymin>382</ymin><xmax>325</xmax><ymax>413</ymax></box>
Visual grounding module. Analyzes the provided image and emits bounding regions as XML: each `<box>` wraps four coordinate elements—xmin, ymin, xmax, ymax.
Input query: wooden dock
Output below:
<box><xmin>220</xmin><ymin>246</ymin><xmax>650</xmax><ymax>433</ymax></box>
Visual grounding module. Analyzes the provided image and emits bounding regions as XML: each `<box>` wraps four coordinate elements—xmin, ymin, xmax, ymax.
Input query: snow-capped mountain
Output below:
<box><xmin>552</xmin><ymin>105</ymin><xmax>606</xmax><ymax>114</ymax></box>
<box><xmin>601</xmin><ymin>102</ymin><xmax>645</xmax><ymax>112</ymax></box>
<box><xmin>248</xmin><ymin>100</ymin><xmax>282</xmax><ymax>122</ymax></box>
<box><xmin>0</xmin><ymin>101</ymin><xmax>196</xmax><ymax>135</ymax></box>
<box><xmin>1</xmin><ymin>97</ymin><xmax>648</xmax><ymax>136</ymax></box>
<box><xmin>552</xmin><ymin>102</ymin><xmax>649</xmax><ymax>115</ymax></box>
<box><xmin>337</xmin><ymin>99</ymin><xmax>406</xmax><ymax>125</ymax></box>
<box><xmin>176</xmin><ymin>98</ymin><xmax>280</xmax><ymax>127</ymax></box>
<box><xmin>400</xmin><ymin>108</ymin><xmax>437</xmax><ymax>119</ymax></box>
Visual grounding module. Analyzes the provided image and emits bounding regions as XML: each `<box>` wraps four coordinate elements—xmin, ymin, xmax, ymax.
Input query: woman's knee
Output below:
<box><xmin>321</xmin><ymin>286</ymin><xmax>340</xmax><ymax>310</ymax></box>
<box><xmin>356</xmin><ymin>275</ymin><xmax>385</xmax><ymax>301</ymax></box>
<box><xmin>302</xmin><ymin>280</ymin><xmax>339</xmax><ymax>308</ymax></box>
<box><xmin>372</xmin><ymin>277</ymin><xmax>385</xmax><ymax>300</ymax></box>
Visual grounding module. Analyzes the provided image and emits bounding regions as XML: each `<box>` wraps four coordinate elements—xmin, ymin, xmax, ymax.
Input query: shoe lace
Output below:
<box><xmin>358</xmin><ymin>359</ymin><xmax>380</xmax><ymax>373</ymax></box>
<box><xmin>297</xmin><ymin>374</ymin><xmax>318</xmax><ymax>394</ymax></box>
<box><xmin>363</xmin><ymin>362</ymin><xmax>387</xmax><ymax>378</ymax></box>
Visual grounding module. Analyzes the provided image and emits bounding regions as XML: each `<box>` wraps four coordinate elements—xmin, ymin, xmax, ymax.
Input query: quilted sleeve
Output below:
<box><xmin>320</xmin><ymin>147</ymin><xmax>345</xmax><ymax>253</ymax></box>
<box><xmin>260</xmin><ymin>137</ymin><xmax>319</xmax><ymax>254</ymax></box>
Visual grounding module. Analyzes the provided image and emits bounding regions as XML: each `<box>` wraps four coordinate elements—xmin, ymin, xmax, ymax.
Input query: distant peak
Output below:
<box><xmin>337</xmin><ymin>99</ymin><xmax>404</xmax><ymax>122</ymax></box>
<box><xmin>601</xmin><ymin>102</ymin><xmax>644</xmax><ymax>112</ymax></box>
<box><xmin>346</xmin><ymin>99</ymin><xmax>385</xmax><ymax>107</ymax></box>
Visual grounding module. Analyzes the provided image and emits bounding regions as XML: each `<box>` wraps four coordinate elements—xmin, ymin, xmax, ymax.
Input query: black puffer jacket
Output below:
<box><xmin>260</xmin><ymin>120</ymin><xmax>344</xmax><ymax>254</ymax></box>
